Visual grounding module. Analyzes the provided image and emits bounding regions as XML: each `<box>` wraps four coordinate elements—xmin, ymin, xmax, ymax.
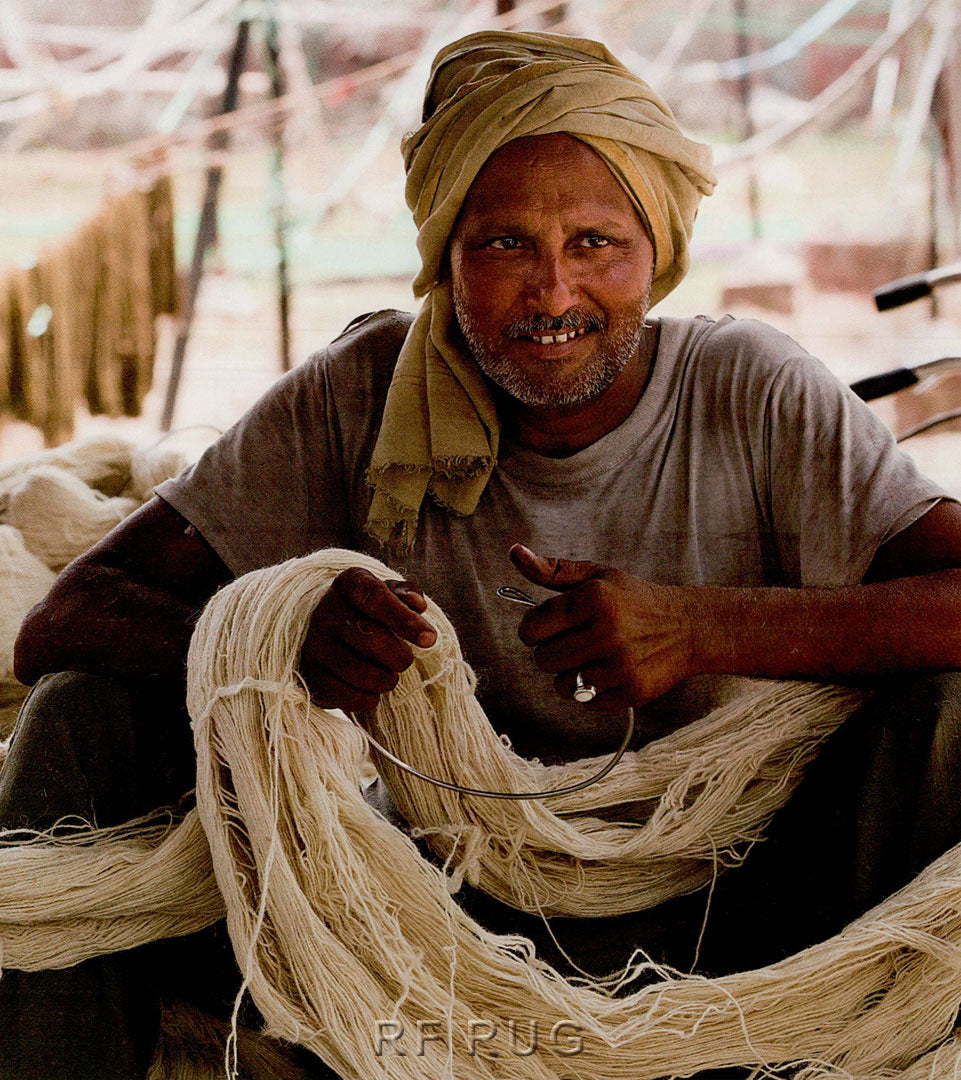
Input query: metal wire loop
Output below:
<box><xmin>351</xmin><ymin>708</ymin><xmax>634</xmax><ymax>801</ymax></box>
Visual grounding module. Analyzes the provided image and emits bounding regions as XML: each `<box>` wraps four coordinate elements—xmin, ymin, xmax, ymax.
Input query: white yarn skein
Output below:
<box><xmin>5</xmin><ymin>466</ymin><xmax>140</xmax><ymax>571</ymax></box>
<box><xmin>127</xmin><ymin>445</ymin><xmax>191</xmax><ymax>502</ymax></box>
<box><xmin>0</xmin><ymin>550</ymin><xmax>959</xmax><ymax>1080</ymax></box>
<box><xmin>0</xmin><ymin>436</ymin><xmax>135</xmax><ymax>499</ymax></box>
<box><xmin>0</xmin><ymin>525</ymin><xmax>56</xmax><ymax>681</ymax></box>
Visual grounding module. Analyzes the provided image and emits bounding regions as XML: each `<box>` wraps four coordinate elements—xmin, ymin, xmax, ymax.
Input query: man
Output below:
<box><xmin>4</xmin><ymin>29</ymin><xmax>961</xmax><ymax>1080</ymax></box>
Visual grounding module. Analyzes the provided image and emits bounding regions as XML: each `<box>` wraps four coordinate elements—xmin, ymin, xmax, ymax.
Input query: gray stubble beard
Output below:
<box><xmin>452</xmin><ymin>281</ymin><xmax>651</xmax><ymax>409</ymax></box>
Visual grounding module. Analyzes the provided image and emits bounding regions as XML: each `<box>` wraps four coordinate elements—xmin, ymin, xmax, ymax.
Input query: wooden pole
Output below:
<box><xmin>929</xmin><ymin>128</ymin><xmax>941</xmax><ymax>318</ymax></box>
<box><xmin>734</xmin><ymin>0</ymin><xmax>762</xmax><ymax>241</ymax></box>
<box><xmin>263</xmin><ymin>12</ymin><xmax>293</xmax><ymax>374</ymax></box>
<box><xmin>160</xmin><ymin>19</ymin><xmax>250</xmax><ymax>432</ymax></box>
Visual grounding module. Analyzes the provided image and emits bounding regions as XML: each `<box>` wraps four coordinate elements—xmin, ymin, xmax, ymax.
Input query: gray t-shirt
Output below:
<box><xmin>158</xmin><ymin>309</ymin><xmax>947</xmax><ymax>758</ymax></box>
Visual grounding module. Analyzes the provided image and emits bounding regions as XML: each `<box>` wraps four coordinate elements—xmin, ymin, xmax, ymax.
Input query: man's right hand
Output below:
<box><xmin>299</xmin><ymin>567</ymin><xmax>436</xmax><ymax>714</ymax></box>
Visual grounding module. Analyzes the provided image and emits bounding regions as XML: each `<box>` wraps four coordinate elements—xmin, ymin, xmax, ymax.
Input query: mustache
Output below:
<box><xmin>505</xmin><ymin>310</ymin><xmax>605</xmax><ymax>338</ymax></box>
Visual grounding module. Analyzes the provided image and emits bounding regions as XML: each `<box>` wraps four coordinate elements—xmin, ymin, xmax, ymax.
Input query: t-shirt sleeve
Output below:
<box><xmin>156</xmin><ymin>352</ymin><xmax>350</xmax><ymax>577</ymax></box>
<box><xmin>764</xmin><ymin>351</ymin><xmax>952</xmax><ymax>586</ymax></box>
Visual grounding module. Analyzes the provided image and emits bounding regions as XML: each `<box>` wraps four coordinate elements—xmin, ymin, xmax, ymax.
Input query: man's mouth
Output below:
<box><xmin>523</xmin><ymin>326</ymin><xmax>590</xmax><ymax>345</ymax></box>
<box><xmin>502</xmin><ymin>311</ymin><xmax>605</xmax><ymax>350</ymax></box>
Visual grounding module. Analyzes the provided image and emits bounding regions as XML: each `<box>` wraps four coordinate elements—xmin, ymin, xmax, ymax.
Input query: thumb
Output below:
<box><xmin>509</xmin><ymin>544</ymin><xmax>604</xmax><ymax>591</ymax></box>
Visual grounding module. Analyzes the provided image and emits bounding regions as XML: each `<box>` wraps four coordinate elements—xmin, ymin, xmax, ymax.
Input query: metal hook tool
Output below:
<box><xmin>496</xmin><ymin>586</ymin><xmax>598</xmax><ymax>702</ymax></box>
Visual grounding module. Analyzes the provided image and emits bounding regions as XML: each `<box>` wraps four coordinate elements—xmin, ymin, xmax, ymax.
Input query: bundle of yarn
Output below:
<box><xmin>0</xmin><ymin>435</ymin><xmax>192</xmax><ymax>732</ymax></box>
<box><xmin>3</xmin><ymin>548</ymin><xmax>960</xmax><ymax>1079</ymax></box>
<box><xmin>0</xmin><ymin>177</ymin><xmax>176</xmax><ymax>445</ymax></box>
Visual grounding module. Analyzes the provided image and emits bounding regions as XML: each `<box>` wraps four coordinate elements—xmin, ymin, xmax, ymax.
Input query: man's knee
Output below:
<box><xmin>0</xmin><ymin>956</ymin><xmax>160</xmax><ymax>1080</ymax></box>
<box><xmin>849</xmin><ymin>670</ymin><xmax>961</xmax><ymax>908</ymax></box>
<box><xmin>0</xmin><ymin>671</ymin><xmax>195</xmax><ymax>831</ymax></box>
<box><xmin>859</xmin><ymin>670</ymin><xmax>961</xmax><ymax>786</ymax></box>
<box><xmin>14</xmin><ymin>671</ymin><xmax>139</xmax><ymax>744</ymax></box>
<box><xmin>884</xmin><ymin>669</ymin><xmax>961</xmax><ymax>720</ymax></box>
<box><xmin>896</xmin><ymin>671</ymin><xmax>961</xmax><ymax>864</ymax></box>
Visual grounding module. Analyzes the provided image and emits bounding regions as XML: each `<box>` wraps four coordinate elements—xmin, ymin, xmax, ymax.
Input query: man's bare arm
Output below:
<box><xmin>691</xmin><ymin>500</ymin><xmax>961</xmax><ymax>684</ymax></box>
<box><xmin>14</xmin><ymin>497</ymin><xmax>232</xmax><ymax>685</ymax></box>
<box><xmin>14</xmin><ymin>497</ymin><xmax>436</xmax><ymax>716</ymax></box>
<box><xmin>512</xmin><ymin>500</ymin><xmax>961</xmax><ymax>712</ymax></box>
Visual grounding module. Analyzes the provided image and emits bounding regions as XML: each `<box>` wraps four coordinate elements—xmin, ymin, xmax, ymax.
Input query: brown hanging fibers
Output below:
<box><xmin>0</xmin><ymin>178</ymin><xmax>174</xmax><ymax>442</ymax></box>
<box><xmin>2</xmin><ymin>548</ymin><xmax>961</xmax><ymax>1079</ymax></box>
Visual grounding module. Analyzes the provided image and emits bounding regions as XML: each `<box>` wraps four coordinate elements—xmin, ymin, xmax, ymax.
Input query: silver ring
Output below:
<box><xmin>573</xmin><ymin>672</ymin><xmax>597</xmax><ymax>703</ymax></box>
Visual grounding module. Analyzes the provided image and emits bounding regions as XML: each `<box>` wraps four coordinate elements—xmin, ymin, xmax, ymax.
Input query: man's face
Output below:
<box><xmin>449</xmin><ymin>133</ymin><xmax>655</xmax><ymax>409</ymax></box>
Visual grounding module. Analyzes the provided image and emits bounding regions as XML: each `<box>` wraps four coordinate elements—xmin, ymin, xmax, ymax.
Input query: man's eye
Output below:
<box><xmin>579</xmin><ymin>235</ymin><xmax>610</xmax><ymax>248</ymax></box>
<box><xmin>488</xmin><ymin>237</ymin><xmax>522</xmax><ymax>250</ymax></box>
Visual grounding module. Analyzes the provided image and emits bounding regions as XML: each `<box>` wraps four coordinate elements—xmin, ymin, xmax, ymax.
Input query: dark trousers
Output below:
<box><xmin>0</xmin><ymin>673</ymin><xmax>227</xmax><ymax>1079</ymax></box>
<box><xmin>698</xmin><ymin>671</ymin><xmax>961</xmax><ymax>973</ymax></box>
<box><xmin>1</xmin><ymin>671</ymin><xmax>960</xmax><ymax>1077</ymax></box>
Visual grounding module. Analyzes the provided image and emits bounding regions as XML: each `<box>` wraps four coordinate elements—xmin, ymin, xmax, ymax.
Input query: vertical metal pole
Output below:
<box><xmin>160</xmin><ymin>19</ymin><xmax>251</xmax><ymax>432</ymax></box>
<box><xmin>734</xmin><ymin>0</ymin><xmax>762</xmax><ymax>241</ymax></box>
<box><xmin>263</xmin><ymin>11</ymin><xmax>293</xmax><ymax>373</ymax></box>
<box><xmin>929</xmin><ymin>129</ymin><xmax>941</xmax><ymax>319</ymax></box>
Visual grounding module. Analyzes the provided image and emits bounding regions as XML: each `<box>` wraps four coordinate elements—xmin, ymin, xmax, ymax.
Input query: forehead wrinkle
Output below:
<box><xmin>457</xmin><ymin>134</ymin><xmax>646</xmax><ymax>236</ymax></box>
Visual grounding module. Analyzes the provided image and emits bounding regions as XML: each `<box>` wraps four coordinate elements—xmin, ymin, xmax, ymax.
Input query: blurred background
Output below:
<box><xmin>0</xmin><ymin>0</ymin><xmax>959</xmax><ymax>489</ymax></box>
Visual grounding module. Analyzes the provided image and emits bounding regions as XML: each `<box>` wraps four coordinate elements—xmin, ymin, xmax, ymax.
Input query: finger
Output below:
<box><xmin>387</xmin><ymin>576</ymin><xmax>428</xmax><ymax>614</ymax></box>
<box><xmin>307</xmin><ymin>669</ymin><xmax>381</xmax><ymax>715</ymax></box>
<box><xmin>553</xmin><ymin>665</ymin><xmax>625</xmax><ymax>713</ymax></box>
<box><xmin>518</xmin><ymin>589</ymin><xmax>593</xmax><ymax>646</ymax></box>
<box><xmin>335</xmin><ymin>568</ymin><xmax>436</xmax><ymax>647</ymax></box>
<box><xmin>509</xmin><ymin>544</ymin><xmax>605</xmax><ymax>591</ymax></box>
<box><xmin>339</xmin><ymin>617</ymin><xmax>414</xmax><ymax>673</ymax></box>
<box><xmin>320</xmin><ymin>636</ymin><xmax>401</xmax><ymax>696</ymax></box>
<box><xmin>531</xmin><ymin>623</ymin><xmax>605</xmax><ymax>674</ymax></box>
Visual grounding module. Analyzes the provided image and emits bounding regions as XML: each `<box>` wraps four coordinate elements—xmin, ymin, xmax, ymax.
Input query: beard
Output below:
<box><xmin>452</xmin><ymin>283</ymin><xmax>651</xmax><ymax>409</ymax></box>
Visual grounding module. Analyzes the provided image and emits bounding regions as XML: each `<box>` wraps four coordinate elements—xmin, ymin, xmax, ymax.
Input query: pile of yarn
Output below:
<box><xmin>0</xmin><ymin>434</ymin><xmax>192</xmax><ymax>732</ymax></box>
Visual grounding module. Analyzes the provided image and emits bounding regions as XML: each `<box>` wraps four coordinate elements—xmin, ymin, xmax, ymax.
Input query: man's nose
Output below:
<box><xmin>527</xmin><ymin>251</ymin><xmax>578</xmax><ymax>315</ymax></box>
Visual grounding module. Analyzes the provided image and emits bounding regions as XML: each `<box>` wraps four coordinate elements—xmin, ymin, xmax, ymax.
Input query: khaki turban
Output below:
<box><xmin>365</xmin><ymin>30</ymin><xmax>716</xmax><ymax>549</ymax></box>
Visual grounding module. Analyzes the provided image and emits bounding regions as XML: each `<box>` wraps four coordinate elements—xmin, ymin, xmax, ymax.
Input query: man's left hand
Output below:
<box><xmin>510</xmin><ymin>544</ymin><xmax>696</xmax><ymax>711</ymax></box>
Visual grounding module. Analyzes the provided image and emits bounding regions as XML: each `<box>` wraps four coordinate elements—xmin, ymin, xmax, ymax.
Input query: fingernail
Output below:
<box><xmin>512</xmin><ymin>544</ymin><xmax>535</xmax><ymax>560</ymax></box>
<box><xmin>417</xmin><ymin>630</ymin><xmax>436</xmax><ymax>647</ymax></box>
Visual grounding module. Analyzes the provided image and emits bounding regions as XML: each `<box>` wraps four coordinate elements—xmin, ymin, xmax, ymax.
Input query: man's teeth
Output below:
<box><xmin>530</xmin><ymin>326</ymin><xmax>588</xmax><ymax>345</ymax></box>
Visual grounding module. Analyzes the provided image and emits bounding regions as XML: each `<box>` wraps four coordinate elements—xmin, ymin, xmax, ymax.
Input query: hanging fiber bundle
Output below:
<box><xmin>4</xmin><ymin>465</ymin><xmax>139</xmax><ymax>571</ymax></box>
<box><xmin>6</xmin><ymin>262</ymin><xmax>48</xmax><ymax>436</ymax></box>
<box><xmin>4</xmin><ymin>248</ymin><xmax>77</xmax><ymax>445</ymax></box>
<box><xmin>72</xmin><ymin>215</ymin><xmax>103</xmax><ymax>416</ymax></box>
<box><xmin>146</xmin><ymin>173</ymin><xmax>178</xmax><ymax>320</ymax></box>
<box><xmin>76</xmin><ymin>186</ymin><xmax>159</xmax><ymax>421</ymax></box>
<box><xmin>93</xmin><ymin>189</ymin><xmax>156</xmax><ymax>418</ymax></box>
<box><xmin>1</xmin><ymin>175</ymin><xmax>171</xmax><ymax>441</ymax></box>
<box><xmin>118</xmin><ymin>187</ymin><xmax>160</xmax><ymax>416</ymax></box>
<box><xmin>86</xmin><ymin>201</ymin><xmax>124</xmax><ymax>418</ymax></box>
<box><xmin>36</xmin><ymin>244</ymin><xmax>80</xmax><ymax>446</ymax></box>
